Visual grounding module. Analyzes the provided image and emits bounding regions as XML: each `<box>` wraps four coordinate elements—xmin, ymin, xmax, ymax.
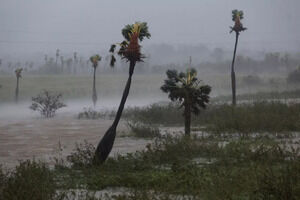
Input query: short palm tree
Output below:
<box><xmin>95</xmin><ymin>22</ymin><xmax>151</xmax><ymax>163</ymax></box>
<box><xmin>161</xmin><ymin>68</ymin><xmax>211</xmax><ymax>135</ymax></box>
<box><xmin>89</xmin><ymin>54</ymin><xmax>101</xmax><ymax>107</ymax></box>
<box><xmin>15</xmin><ymin>68</ymin><xmax>23</xmax><ymax>103</ymax></box>
<box><xmin>230</xmin><ymin>9</ymin><xmax>247</xmax><ymax>106</ymax></box>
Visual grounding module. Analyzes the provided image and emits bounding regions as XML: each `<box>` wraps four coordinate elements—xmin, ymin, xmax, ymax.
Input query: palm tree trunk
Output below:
<box><xmin>15</xmin><ymin>77</ymin><xmax>19</xmax><ymax>103</ymax></box>
<box><xmin>92</xmin><ymin>67</ymin><xmax>97</xmax><ymax>107</ymax></box>
<box><xmin>231</xmin><ymin>32</ymin><xmax>239</xmax><ymax>106</ymax></box>
<box><xmin>184</xmin><ymin>99</ymin><xmax>191</xmax><ymax>135</ymax></box>
<box><xmin>95</xmin><ymin>61</ymin><xmax>136</xmax><ymax>163</ymax></box>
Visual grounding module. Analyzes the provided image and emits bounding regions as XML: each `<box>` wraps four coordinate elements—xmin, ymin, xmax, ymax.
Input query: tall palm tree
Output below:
<box><xmin>89</xmin><ymin>55</ymin><xmax>101</xmax><ymax>107</ymax></box>
<box><xmin>15</xmin><ymin>68</ymin><xmax>23</xmax><ymax>103</ymax></box>
<box><xmin>230</xmin><ymin>9</ymin><xmax>247</xmax><ymax>106</ymax></box>
<box><xmin>161</xmin><ymin>68</ymin><xmax>211</xmax><ymax>135</ymax></box>
<box><xmin>95</xmin><ymin>22</ymin><xmax>151</xmax><ymax>163</ymax></box>
<box><xmin>55</xmin><ymin>49</ymin><xmax>60</xmax><ymax>65</ymax></box>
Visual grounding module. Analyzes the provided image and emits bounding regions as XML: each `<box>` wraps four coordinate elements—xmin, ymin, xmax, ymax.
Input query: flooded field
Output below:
<box><xmin>0</xmin><ymin>100</ymin><xmax>156</xmax><ymax>168</ymax></box>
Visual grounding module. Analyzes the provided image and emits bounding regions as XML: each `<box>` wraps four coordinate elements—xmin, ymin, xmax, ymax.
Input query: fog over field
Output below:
<box><xmin>0</xmin><ymin>0</ymin><xmax>299</xmax><ymax>57</ymax></box>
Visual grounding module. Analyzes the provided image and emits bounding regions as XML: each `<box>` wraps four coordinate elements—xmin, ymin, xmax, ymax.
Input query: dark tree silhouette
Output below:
<box><xmin>89</xmin><ymin>55</ymin><xmax>101</xmax><ymax>107</ymax></box>
<box><xmin>161</xmin><ymin>68</ymin><xmax>211</xmax><ymax>135</ymax></box>
<box><xmin>15</xmin><ymin>68</ymin><xmax>22</xmax><ymax>103</ymax></box>
<box><xmin>95</xmin><ymin>22</ymin><xmax>151</xmax><ymax>163</ymax></box>
<box><xmin>230</xmin><ymin>9</ymin><xmax>247</xmax><ymax>106</ymax></box>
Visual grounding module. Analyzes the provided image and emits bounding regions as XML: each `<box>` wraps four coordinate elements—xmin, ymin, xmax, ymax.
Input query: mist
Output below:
<box><xmin>1</xmin><ymin>0</ymin><xmax>300</xmax><ymax>58</ymax></box>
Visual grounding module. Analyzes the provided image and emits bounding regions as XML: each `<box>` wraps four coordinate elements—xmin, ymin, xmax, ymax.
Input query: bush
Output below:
<box><xmin>30</xmin><ymin>90</ymin><xmax>66</xmax><ymax>118</ymax></box>
<box><xmin>127</xmin><ymin>121</ymin><xmax>160</xmax><ymax>138</ymax></box>
<box><xmin>67</xmin><ymin>141</ymin><xmax>96</xmax><ymax>168</ymax></box>
<box><xmin>1</xmin><ymin>160</ymin><xmax>57</xmax><ymax>200</ymax></box>
<box><xmin>241</xmin><ymin>75</ymin><xmax>263</xmax><ymax>86</ymax></box>
<box><xmin>78</xmin><ymin>107</ymin><xmax>102</xmax><ymax>119</ymax></box>
<box><xmin>287</xmin><ymin>67</ymin><xmax>300</xmax><ymax>84</ymax></box>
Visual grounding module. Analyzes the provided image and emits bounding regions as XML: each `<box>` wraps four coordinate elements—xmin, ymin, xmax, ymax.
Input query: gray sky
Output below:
<box><xmin>0</xmin><ymin>0</ymin><xmax>300</xmax><ymax>57</ymax></box>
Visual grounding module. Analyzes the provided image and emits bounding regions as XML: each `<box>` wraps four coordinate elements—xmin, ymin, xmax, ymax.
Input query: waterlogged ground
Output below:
<box><xmin>0</xmin><ymin>100</ymin><xmax>155</xmax><ymax>168</ymax></box>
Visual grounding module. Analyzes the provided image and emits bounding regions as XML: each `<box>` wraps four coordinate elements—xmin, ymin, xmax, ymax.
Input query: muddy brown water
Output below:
<box><xmin>0</xmin><ymin>114</ymin><xmax>150</xmax><ymax>168</ymax></box>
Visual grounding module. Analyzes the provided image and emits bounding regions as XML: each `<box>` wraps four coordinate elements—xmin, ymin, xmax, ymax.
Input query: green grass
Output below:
<box><xmin>1</xmin><ymin>134</ymin><xmax>299</xmax><ymax>199</ymax></box>
<box><xmin>123</xmin><ymin>101</ymin><xmax>300</xmax><ymax>133</ymax></box>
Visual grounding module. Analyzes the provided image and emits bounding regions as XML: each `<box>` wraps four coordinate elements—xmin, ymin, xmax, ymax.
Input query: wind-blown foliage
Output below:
<box><xmin>95</xmin><ymin>22</ymin><xmax>151</xmax><ymax>163</ymax></box>
<box><xmin>109</xmin><ymin>22</ymin><xmax>151</xmax><ymax>66</ymax></box>
<box><xmin>230</xmin><ymin>9</ymin><xmax>247</xmax><ymax>33</ymax></box>
<box><xmin>161</xmin><ymin>68</ymin><xmax>211</xmax><ymax>135</ymax></box>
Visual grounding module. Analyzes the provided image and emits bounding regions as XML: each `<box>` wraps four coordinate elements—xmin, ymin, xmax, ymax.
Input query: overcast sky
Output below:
<box><xmin>0</xmin><ymin>0</ymin><xmax>299</xmax><ymax>57</ymax></box>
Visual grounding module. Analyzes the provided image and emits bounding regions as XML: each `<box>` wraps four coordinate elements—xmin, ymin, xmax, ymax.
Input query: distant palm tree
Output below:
<box><xmin>230</xmin><ymin>9</ymin><xmax>247</xmax><ymax>106</ymax></box>
<box><xmin>55</xmin><ymin>49</ymin><xmax>60</xmax><ymax>66</ymax></box>
<box><xmin>15</xmin><ymin>68</ymin><xmax>23</xmax><ymax>103</ymax></box>
<box><xmin>89</xmin><ymin>55</ymin><xmax>101</xmax><ymax>107</ymax></box>
<box><xmin>161</xmin><ymin>68</ymin><xmax>211</xmax><ymax>135</ymax></box>
<box><xmin>95</xmin><ymin>22</ymin><xmax>151</xmax><ymax>163</ymax></box>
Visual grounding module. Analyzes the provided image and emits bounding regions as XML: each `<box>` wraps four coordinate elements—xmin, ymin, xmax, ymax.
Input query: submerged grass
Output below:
<box><xmin>1</xmin><ymin>134</ymin><xmax>299</xmax><ymax>199</ymax></box>
<box><xmin>53</xmin><ymin>134</ymin><xmax>300</xmax><ymax>199</ymax></box>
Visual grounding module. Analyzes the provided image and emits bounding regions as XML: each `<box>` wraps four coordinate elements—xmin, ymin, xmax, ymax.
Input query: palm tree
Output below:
<box><xmin>55</xmin><ymin>49</ymin><xmax>60</xmax><ymax>66</ymax></box>
<box><xmin>230</xmin><ymin>9</ymin><xmax>247</xmax><ymax>106</ymax></box>
<box><xmin>15</xmin><ymin>68</ymin><xmax>23</xmax><ymax>103</ymax></box>
<box><xmin>161</xmin><ymin>68</ymin><xmax>211</xmax><ymax>135</ymax></box>
<box><xmin>89</xmin><ymin>55</ymin><xmax>101</xmax><ymax>107</ymax></box>
<box><xmin>95</xmin><ymin>22</ymin><xmax>151</xmax><ymax>163</ymax></box>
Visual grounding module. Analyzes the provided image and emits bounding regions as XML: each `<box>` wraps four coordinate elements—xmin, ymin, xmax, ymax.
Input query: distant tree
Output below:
<box><xmin>73</xmin><ymin>52</ymin><xmax>78</xmax><ymax>74</ymax></box>
<box><xmin>30</xmin><ymin>90</ymin><xmax>66</xmax><ymax>118</ymax></box>
<box><xmin>287</xmin><ymin>66</ymin><xmax>300</xmax><ymax>84</ymax></box>
<box><xmin>95</xmin><ymin>22</ymin><xmax>151</xmax><ymax>163</ymax></box>
<box><xmin>15</xmin><ymin>68</ymin><xmax>23</xmax><ymax>103</ymax></box>
<box><xmin>55</xmin><ymin>49</ymin><xmax>60</xmax><ymax>65</ymax></box>
<box><xmin>60</xmin><ymin>56</ymin><xmax>64</xmax><ymax>72</ymax></box>
<box><xmin>89</xmin><ymin>54</ymin><xmax>101</xmax><ymax>107</ymax></box>
<box><xmin>161</xmin><ymin>68</ymin><xmax>211</xmax><ymax>135</ymax></box>
<box><xmin>230</xmin><ymin>9</ymin><xmax>247</xmax><ymax>106</ymax></box>
<box><xmin>44</xmin><ymin>55</ymin><xmax>48</xmax><ymax>64</ymax></box>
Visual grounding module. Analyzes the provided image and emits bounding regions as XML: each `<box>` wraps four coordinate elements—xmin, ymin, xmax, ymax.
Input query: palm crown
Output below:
<box><xmin>15</xmin><ymin>68</ymin><xmax>23</xmax><ymax>78</ymax></box>
<box><xmin>161</xmin><ymin>68</ymin><xmax>211</xmax><ymax>115</ymax></box>
<box><xmin>90</xmin><ymin>55</ymin><xmax>101</xmax><ymax>68</ymax></box>
<box><xmin>109</xmin><ymin>22</ymin><xmax>151</xmax><ymax>67</ymax></box>
<box><xmin>230</xmin><ymin>9</ymin><xmax>247</xmax><ymax>33</ymax></box>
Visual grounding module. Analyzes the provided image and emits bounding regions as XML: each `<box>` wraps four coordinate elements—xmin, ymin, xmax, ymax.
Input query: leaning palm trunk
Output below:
<box><xmin>15</xmin><ymin>77</ymin><xmax>19</xmax><ymax>103</ymax></box>
<box><xmin>184</xmin><ymin>102</ymin><xmax>191</xmax><ymax>135</ymax></box>
<box><xmin>92</xmin><ymin>67</ymin><xmax>97</xmax><ymax>107</ymax></box>
<box><xmin>231</xmin><ymin>32</ymin><xmax>239</xmax><ymax>106</ymax></box>
<box><xmin>95</xmin><ymin>61</ymin><xmax>135</xmax><ymax>162</ymax></box>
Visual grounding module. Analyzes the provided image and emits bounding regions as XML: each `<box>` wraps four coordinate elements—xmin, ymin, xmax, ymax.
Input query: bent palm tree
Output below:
<box><xmin>90</xmin><ymin>55</ymin><xmax>101</xmax><ymax>107</ymax></box>
<box><xmin>230</xmin><ymin>9</ymin><xmax>247</xmax><ymax>106</ymax></box>
<box><xmin>15</xmin><ymin>68</ymin><xmax>23</xmax><ymax>103</ymax></box>
<box><xmin>95</xmin><ymin>22</ymin><xmax>151</xmax><ymax>163</ymax></box>
<box><xmin>161</xmin><ymin>68</ymin><xmax>211</xmax><ymax>135</ymax></box>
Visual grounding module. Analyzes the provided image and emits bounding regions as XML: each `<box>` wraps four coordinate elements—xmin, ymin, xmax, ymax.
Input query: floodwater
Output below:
<box><xmin>0</xmin><ymin>99</ymin><xmax>157</xmax><ymax>168</ymax></box>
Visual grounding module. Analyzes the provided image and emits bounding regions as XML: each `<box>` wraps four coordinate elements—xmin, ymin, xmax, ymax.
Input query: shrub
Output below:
<box><xmin>78</xmin><ymin>107</ymin><xmax>102</xmax><ymax>119</ymax></box>
<box><xmin>67</xmin><ymin>141</ymin><xmax>96</xmax><ymax>168</ymax></box>
<box><xmin>241</xmin><ymin>75</ymin><xmax>263</xmax><ymax>86</ymax></box>
<box><xmin>30</xmin><ymin>90</ymin><xmax>66</xmax><ymax>118</ymax></box>
<box><xmin>127</xmin><ymin>121</ymin><xmax>160</xmax><ymax>138</ymax></box>
<box><xmin>1</xmin><ymin>160</ymin><xmax>56</xmax><ymax>200</ymax></box>
<box><xmin>287</xmin><ymin>67</ymin><xmax>300</xmax><ymax>84</ymax></box>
